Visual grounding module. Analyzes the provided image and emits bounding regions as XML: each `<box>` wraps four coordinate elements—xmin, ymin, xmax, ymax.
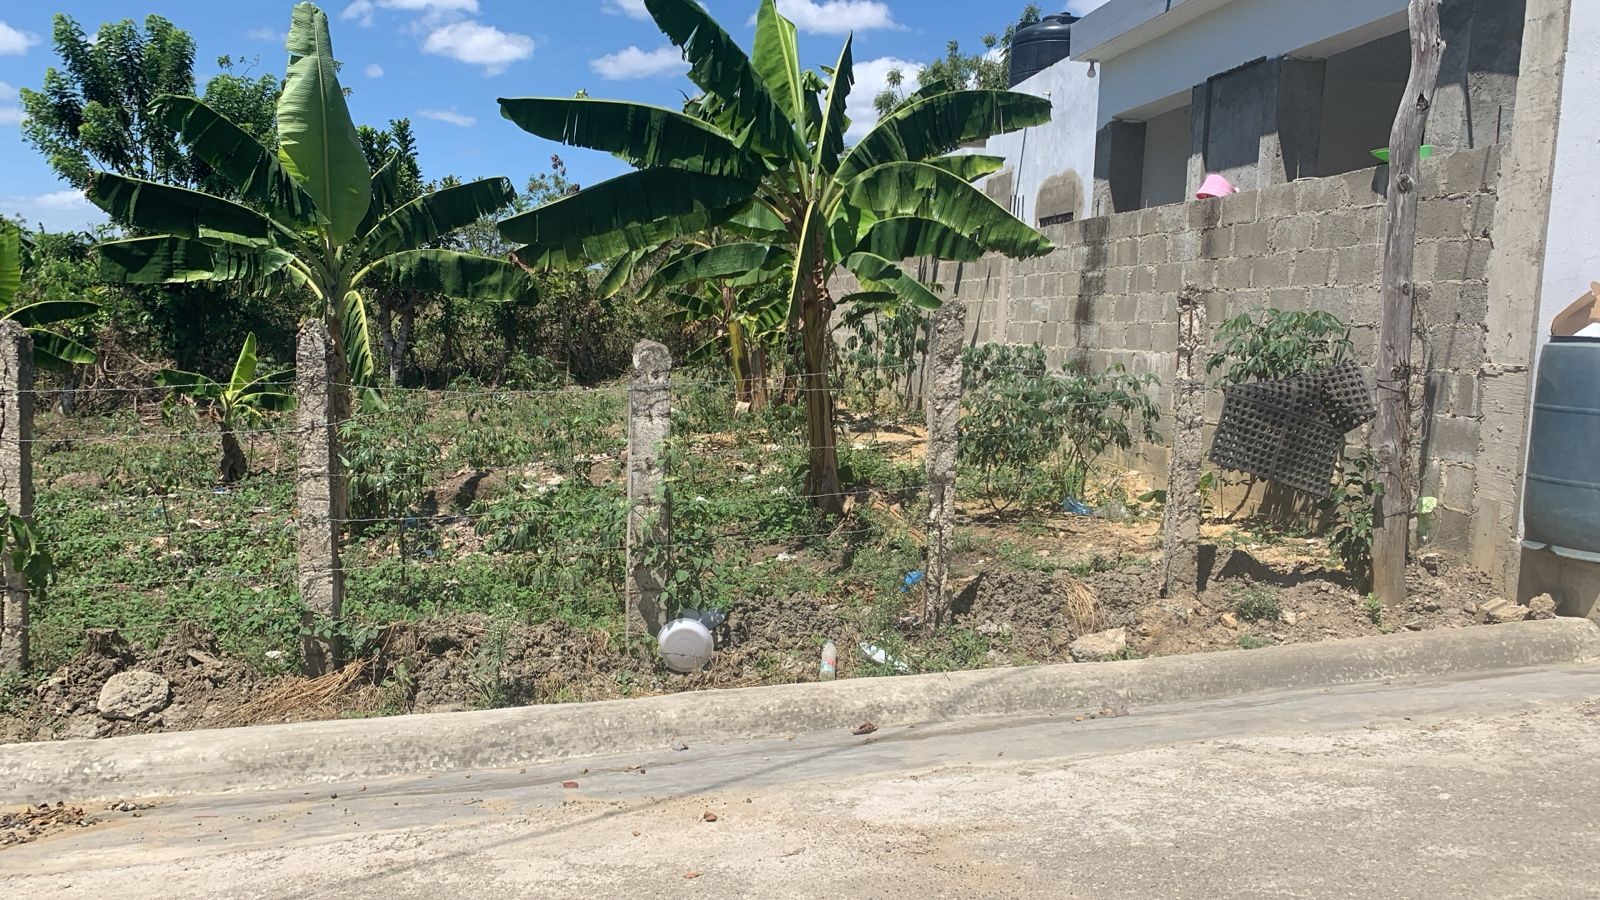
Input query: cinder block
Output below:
<box><xmin>1258</xmin><ymin>182</ymin><xmax>1298</xmax><ymax>219</ymax></box>
<box><xmin>1341</xmin><ymin>167</ymin><xmax>1386</xmax><ymax>206</ymax></box>
<box><xmin>1431</xmin><ymin>239</ymin><xmax>1492</xmax><ymax>282</ymax></box>
<box><xmin>1313</xmin><ymin>209</ymin><xmax>1377</xmax><ymax>249</ymax></box>
<box><xmin>1219</xmin><ymin>191</ymin><xmax>1259</xmax><ymax>225</ymax></box>
<box><xmin>1439</xmin><ymin>147</ymin><xmax>1495</xmax><ymax>196</ymax></box>
<box><xmin>1188</xmin><ymin>198</ymin><xmax>1224</xmax><ymax>231</ymax></box>
<box><xmin>1157</xmin><ymin>203</ymin><xmax>1187</xmax><ymax>233</ymax></box>
<box><xmin>1108</xmin><ymin>211</ymin><xmax>1141</xmax><ymax>240</ymax></box>
<box><xmin>1333</xmin><ymin>244</ymin><xmax>1380</xmax><ymax>286</ymax></box>
<box><xmin>1170</xmin><ymin>229</ymin><xmax>1200</xmax><ymax>262</ymax></box>
<box><xmin>1468</xmin><ymin>193</ymin><xmax>1497</xmax><ymax>237</ymax></box>
<box><xmin>1130</xmin><ymin>266</ymin><xmax>1157</xmax><ymax>293</ymax></box>
<box><xmin>1136</xmin><ymin>208</ymin><xmax>1162</xmax><ymax>236</ymax></box>
<box><xmin>1251</xmin><ymin>255</ymin><xmax>1294</xmax><ymax>289</ymax></box>
<box><xmin>1232</xmin><ymin>222</ymin><xmax>1270</xmax><ymax>257</ymax></box>
<box><xmin>1200</xmin><ymin>226</ymin><xmax>1233</xmax><ymax>259</ymax></box>
<box><xmin>1268</xmin><ymin>288</ymin><xmax>1309</xmax><ymax>312</ymax></box>
<box><xmin>1137</xmin><ymin>293</ymin><xmax>1177</xmax><ymax>321</ymax></box>
<box><xmin>1155</xmin><ymin>262</ymin><xmax>1185</xmax><ymax>292</ymax></box>
<box><xmin>1039</xmin><ymin>321</ymin><xmax>1059</xmax><ymax>346</ymax></box>
<box><xmin>1418</xmin><ymin>198</ymin><xmax>1469</xmax><ymax>240</ymax></box>
<box><xmin>1218</xmin><ymin>257</ymin><xmax>1254</xmax><ymax>289</ymax></box>
<box><xmin>1429</xmin><ymin>415</ymin><xmax>1481</xmax><ymax>464</ymax></box>
<box><xmin>1061</xmin><ymin>269</ymin><xmax>1083</xmax><ymax>296</ymax></box>
<box><xmin>1114</xmin><ymin>239</ymin><xmax>1141</xmax><ymax>268</ymax></box>
<box><xmin>1126</xmin><ymin>323</ymin><xmax>1154</xmax><ymax>351</ymax></box>
<box><xmin>1024</xmin><ymin>273</ymin><xmax>1042</xmax><ymax>299</ymax></box>
<box><xmin>1295</xmin><ymin>175</ymin><xmax>1349</xmax><ymax>215</ymax></box>
<box><xmin>1183</xmin><ymin>259</ymin><xmax>1219</xmax><ymax>289</ymax></box>
<box><xmin>1429</xmin><ymin>325</ymin><xmax>1488</xmax><ymax>372</ymax></box>
<box><xmin>1292</xmin><ymin>249</ymin><xmax>1335</xmax><ymax>287</ymax></box>
<box><xmin>1138</xmin><ymin>234</ymin><xmax>1172</xmax><ymax>265</ymax></box>
<box><xmin>1435</xmin><ymin>461</ymin><xmax>1477</xmax><ymax>513</ymax></box>
<box><xmin>1270</xmin><ymin>217</ymin><xmax>1315</xmax><ymax>252</ymax></box>
<box><xmin>1151</xmin><ymin>321</ymin><xmax>1180</xmax><ymax>349</ymax></box>
<box><xmin>1113</xmin><ymin>295</ymin><xmax>1139</xmax><ymax>321</ymax></box>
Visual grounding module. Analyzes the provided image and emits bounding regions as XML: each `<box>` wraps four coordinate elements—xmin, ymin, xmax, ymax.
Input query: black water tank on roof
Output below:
<box><xmin>1009</xmin><ymin>13</ymin><xmax>1080</xmax><ymax>88</ymax></box>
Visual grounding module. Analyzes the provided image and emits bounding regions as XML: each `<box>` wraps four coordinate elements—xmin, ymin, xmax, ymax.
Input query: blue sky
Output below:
<box><xmin>0</xmin><ymin>0</ymin><xmax>1107</xmax><ymax>232</ymax></box>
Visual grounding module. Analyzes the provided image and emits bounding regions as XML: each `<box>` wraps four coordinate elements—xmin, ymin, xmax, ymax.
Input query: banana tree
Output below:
<box><xmin>0</xmin><ymin>222</ymin><xmax>100</xmax><ymax>369</ymax></box>
<box><xmin>91</xmin><ymin>3</ymin><xmax>535</xmax><ymax>408</ymax></box>
<box><xmin>498</xmin><ymin>0</ymin><xmax>1052</xmax><ymax>513</ymax></box>
<box><xmin>156</xmin><ymin>333</ymin><xmax>294</xmax><ymax>482</ymax></box>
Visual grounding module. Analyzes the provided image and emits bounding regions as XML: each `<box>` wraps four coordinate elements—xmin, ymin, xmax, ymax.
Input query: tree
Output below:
<box><xmin>90</xmin><ymin>3</ymin><xmax>535</xmax><ymax>409</ymax></box>
<box><xmin>156</xmin><ymin>333</ymin><xmax>295</xmax><ymax>482</ymax></box>
<box><xmin>874</xmin><ymin>5</ymin><xmax>1043</xmax><ymax>115</ymax></box>
<box><xmin>498</xmin><ymin>0</ymin><xmax>1052</xmax><ymax>512</ymax></box>
<box><xmin>358</xmin><ymin>118</ymin><xmax>429</xmax><ymax>384</ymax></box>
<box><xmin>0</xmin><ymin>222</ymin><xmax>100</xmax><ymax>370</ymax></box>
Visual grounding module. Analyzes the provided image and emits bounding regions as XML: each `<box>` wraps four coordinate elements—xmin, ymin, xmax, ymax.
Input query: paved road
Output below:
<box><xmin>5</xmin><ymin>665</ymin><xmax>1600</xmax><ymax>899</ymax></box>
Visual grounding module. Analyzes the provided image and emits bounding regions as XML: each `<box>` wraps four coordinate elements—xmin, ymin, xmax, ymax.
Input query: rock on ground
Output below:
<box><xmin>1070</xmin><ymin>627</ymin><xmax>1128</xmax><ymax>662</ymax></box>
<box><xmin>97</xmin><ymin>671</ymin><xmax>171</xmax><ymax>721</ymax></box>
<box><xmin>1527</xmin><ymin>594</ymin><xmax>1558</xmax><ymax>620</ymax></box>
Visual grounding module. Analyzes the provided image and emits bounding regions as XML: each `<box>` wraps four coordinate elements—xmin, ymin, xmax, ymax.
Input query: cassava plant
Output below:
<box><xmin>156</xmin><ymin>333</ymin><xmax>294</xmax><ymax>482</ymax></box>
<box><xmin>497</xmin><ymin>0</ymin><xmax>1053</xmax><ymax>513</ymax></box>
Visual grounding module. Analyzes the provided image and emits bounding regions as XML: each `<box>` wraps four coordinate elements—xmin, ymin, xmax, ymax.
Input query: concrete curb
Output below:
<box><xmin>5</xmin><ymin>618</ymin><xmax>1598</xmax><ymax>803</ymax></box>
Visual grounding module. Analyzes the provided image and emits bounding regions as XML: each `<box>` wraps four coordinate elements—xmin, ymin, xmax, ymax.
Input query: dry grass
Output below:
<box><xmin>226</xmin><ymin>658</ymin><xmax>372</xmax><ymax>727</ymax></box>
<box><xmin>1060</xmin><ymin>575</ymin><xmax>1104</xmax><ymax>636</ymax></box>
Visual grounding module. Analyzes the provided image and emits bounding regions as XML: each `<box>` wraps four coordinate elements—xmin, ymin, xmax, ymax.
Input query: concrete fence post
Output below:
<box><xmin>924</xmin><ymin>298</ymin><xmax>967</xmax><ymax>628</ymax></box>
<box><xmin>0</xmin><ymin>321</ymin><xmax>33</xmax><ymax>673</ymax></box>
<box><xmin>1161</xmin><ymin>288</ymin><xmax>1207</xmax><ymax>601</ymax></box>
<box><xmin>626</xmin><ymin>340</ymin><xmax>672</xmax><ymax>639</ymax></box>
<box><xmin>295</xmin><ymin>321</ymin><xmax>347</xmax><ymax>676</ymax></box>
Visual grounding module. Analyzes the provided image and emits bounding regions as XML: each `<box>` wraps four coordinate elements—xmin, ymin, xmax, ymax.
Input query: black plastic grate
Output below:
<box><xmin>1208</xmin><ymin>361</ymin><xmax>1376</xmax><ymax>497</ymax></box>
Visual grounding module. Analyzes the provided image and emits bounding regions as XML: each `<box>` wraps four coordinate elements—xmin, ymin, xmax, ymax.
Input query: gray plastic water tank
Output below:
<box><xmin>1523</xmin><ymin>337</ymin><xmax>1600</xmax><ymax>561</ymax></box>
<box><xmin>1009</xmin><ymin>14</ymin><xmax>1080</xmax><ymax>87</ymax></box>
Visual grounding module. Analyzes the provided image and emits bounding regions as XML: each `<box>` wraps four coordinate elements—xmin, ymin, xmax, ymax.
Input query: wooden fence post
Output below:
<box><xmin>626</xmin><ymin>340</ymin><xmax>672</xmax><ymax>639</ymax></box>
<box><xmin>1161</xmin><ymin>288</ymin><xmax>1207</xmax><ymax>601</ymax></box>
<box><xmin>1372</xmin><ymin>0</ymin><xmax>1445</xmax><ymax>608</ymax></box>
<box><xmin>924</xmin><ymin>298</ymin><xmax>966</xmax><ymax>628</ymax></box>
<box><xmin>0</xmin><ymin>321</ymin><xmax>33</xmax><ymax>673</ymax></box>
<box><xmin>296</xmin><ymin>321</ymin><xmax>346</xmax><ymax>676</ymax></box>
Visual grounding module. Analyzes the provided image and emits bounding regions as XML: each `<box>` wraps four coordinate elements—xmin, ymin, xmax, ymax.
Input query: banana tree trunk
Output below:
<box><xmin>219</xmin><ymin>422</ymin><xmax>247</xmax><ymax>484</ymax></box>
<box><xmin>749</xmin><ymin>344</ymin><xmax>770</xmax><ymax>413</ymax></box>
<box><xmin>799</xmin><ymin>279</ymin><xmax>843</xmax><ymax>515</ymax></box>
<box><xmin>394</xmin><ymin>302</ymin><xmax>415</xmax><ymax>387</ymax></box>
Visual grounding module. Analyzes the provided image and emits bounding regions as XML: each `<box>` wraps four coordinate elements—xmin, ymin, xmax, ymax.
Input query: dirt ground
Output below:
<box><xmin>1</xmin><ymin>500</ymin><xmax>1527</xmax><ymax>746</ymax></box>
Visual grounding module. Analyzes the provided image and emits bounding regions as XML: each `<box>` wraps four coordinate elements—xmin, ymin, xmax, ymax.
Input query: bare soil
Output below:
<box><xmin>0</xmin><ymin>512</ymin><xmax>1523</xmax><ymax>745</ymax></box>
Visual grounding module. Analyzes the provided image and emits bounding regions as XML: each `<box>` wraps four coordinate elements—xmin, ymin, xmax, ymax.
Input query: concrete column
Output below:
<box><xmin>1431</xmin><ymin>0</ymin><xmax>1528</xmax><ymax>151</ymax></box>
<box><xmin>1093</xmin><ymin>119</ymin><xmax>1147</xmax><ymax>216</ymax></box>
<box><xmin>295</xmin><ymin>321</ymin><xmax>346</xmax><ymax>676</ymax></box>
<box><xmin>1161</xmin><ymin>290</ymin><xmax>1206</xmax><ymax>601</ymax></box>
<box><xmin>923</xmin><ymin>299</ymin><xmax>966</xmax><ymax>629</ymax></box>
<box><xmin>0</xmin><ymin>322</ymin><xmax>33</xmax><ymax>673</ymax></box>
<box><xmin>626</xmin><ymin>340</ymin><xmax>672</xmax><ymax>638</ymax></box>
<box><xmin>1192</xmin><ymin>56</ymin><xmax>1326</xmax><ymax>190</ymax></box>
<box><xmin>1473</xmin><ymin>0</ymin><xmax>1570</xmax><ymax>593</ymax></box>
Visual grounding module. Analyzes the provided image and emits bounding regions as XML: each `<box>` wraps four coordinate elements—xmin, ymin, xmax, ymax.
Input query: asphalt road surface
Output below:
<box><xmin>5</xmin><ymin>665</ymin><xmax>1600</xmax><ymax>899</ymax></box>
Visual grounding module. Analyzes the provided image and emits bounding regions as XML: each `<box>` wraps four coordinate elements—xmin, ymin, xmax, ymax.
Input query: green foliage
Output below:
<box><xmin>340</xmin><ymin>399</ymin><xmax>440</xmax><ymax>526</ymax></box>
<box><xmin>1326</xmin><ymin>450</ymin><xmax>1382</xmax><ymax>589</ymax></box>
<box><xmin>958</xmin><ymin>344</ymin><xmax>1162</xmax><ymax>510</ymax></box>
<box><xmin>1362</xmin><ymin>593</ymin><xmax>1385</xmax><ymax>626</ymax></box>
<box><xmin>1236</xmin><ymin>634</ymin><xmax>1272</xmax><ymax>650</ymax></box>
<box><xmin>1206</xmin><ymin>308</ymin><xmax>1354</xmax><ymax>386</ymax></box>
<box><xmin>1228</xmin><ymin>584</ymin><xmax>1283</xmax><ymax>622</ymax></box>
<box><xmin>839</xmin><ymin>305</ymin><xmax>930</xmax><ymax>418</ymax></box>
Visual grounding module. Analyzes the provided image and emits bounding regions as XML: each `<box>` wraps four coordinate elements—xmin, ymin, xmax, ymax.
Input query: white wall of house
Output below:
<box><xmin>1537</xmin><ymin>0</ymin><xmax>1600</xmax><ymax>346</ymax></box>
<box><xmin>975</xmin><ymin>59</ymin><xmax>1100</xmax><ymax>225</ymax></box>
<box><xmin>1077</xmin><ymin>0</ymin><xmax>1408</xmax><ymax>124</ymax></box>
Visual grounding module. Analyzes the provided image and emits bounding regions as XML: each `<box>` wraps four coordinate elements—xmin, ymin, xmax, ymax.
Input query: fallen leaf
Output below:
<box><xmin>852</xmin><ymin>722</ymin><xmax>878</xmax><ymax>736</ymax></box>
<box><xmin>632</xmin><ymin>830</ymin><xmax>641</xmax><ymax>837</ymax></box>
<box><xmin>561</xmin><ymin>781</ymin><xmax>579</xmax><ymax>789</ymax></box>
<box><xmin>683</xmin><ymin>872</ymin><xmax>702</xmax><ymax>880</ymax></box>
<box><xmin>702</xmin><ymin>811</ymin><xmax>718</xmax><ymax>822</ymax></box>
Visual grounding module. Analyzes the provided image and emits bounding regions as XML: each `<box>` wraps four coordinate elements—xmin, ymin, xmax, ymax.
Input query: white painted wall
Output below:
<box><xmin>973</xmin><ymin>60</ymin><xmax>1100</xmax><ymax>224</ymax></box>
<box><xmin>1088</xmin><ymin>0</ymin><xmax>1408</xmax><ymax>124</ymax></box>
<box><xmin>1536</xmin><ymin>0</ymin><xmax>1600</xmax><ymax>348</ymax></box>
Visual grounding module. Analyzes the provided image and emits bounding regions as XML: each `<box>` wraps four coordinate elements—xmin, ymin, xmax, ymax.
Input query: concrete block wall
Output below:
<box><xmin>849</xmin><ymin>146</ymin><xmax>1506</xmax><ymax>559</ymax></box>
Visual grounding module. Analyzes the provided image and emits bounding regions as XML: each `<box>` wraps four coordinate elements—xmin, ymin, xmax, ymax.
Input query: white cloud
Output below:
<box><xmin>0</xmin><ymin>81</ymin><xmax>16</xmax><ymax>101</ymax></box>
<box><xmin>1065</xmin><ymin>0</ymin><xmax>1113</xmax><ymax>14</ymax></box>
<box><xmin>245</xmin><ymin>26</ymin><xmax>286</xmax><ymax>43</ymax></box>
<box><xmin>846</xmin><ymin>56</ymin><xmax>922</xmax><ymax>142</ymax></box>
<box><xmin>590</xmin><ymin>45</ymin><xmax>687</xmax><ymax>81</ymax></box>
<box><xmin>422</xmin><ymin>21</ymin><xmax>534</xmax><ymax>75</ymax></box>
<box><xmin>0</xmin><ymin>189</ymin><xmax>105</xmax><ymax>233</ymax></box>
<box><xmin>765</xmin><ymin>1</ymin><xmax>902</xmax><ymax>36</ymax></box>
<box><xmin>0</xmin><ymin>21</ymin><xmax>40</xmax><ymax>55</ymax></box>
<box><xmin>365</xmin><ymin>63</ymin><xmax>385</xmax><ymax>78</ymax></box>
<box><xmin>343</xmin><ymin>0</ymin><xmax>478</xmax><ymax>27</ymax></box>
<box><xmin>0</xmin><ymin>107</ymin><xmax>22</xmax><ymax>125</ymax></box>
<box><xmin>602</xmin><ymin>0</ymin><xmax>651</xmax><ymax>19</ymax></box>
<box><xmin>418</xmin><ymin>107</ymin><xmax>476</xmax><ymax>127</ymax></box>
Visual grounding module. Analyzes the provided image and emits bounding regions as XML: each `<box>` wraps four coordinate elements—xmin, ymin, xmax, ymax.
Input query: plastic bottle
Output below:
<box><xmin>819</xmin><ymin>640</ymin><xmax>838</xmax><ymax>681</ymax></box>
